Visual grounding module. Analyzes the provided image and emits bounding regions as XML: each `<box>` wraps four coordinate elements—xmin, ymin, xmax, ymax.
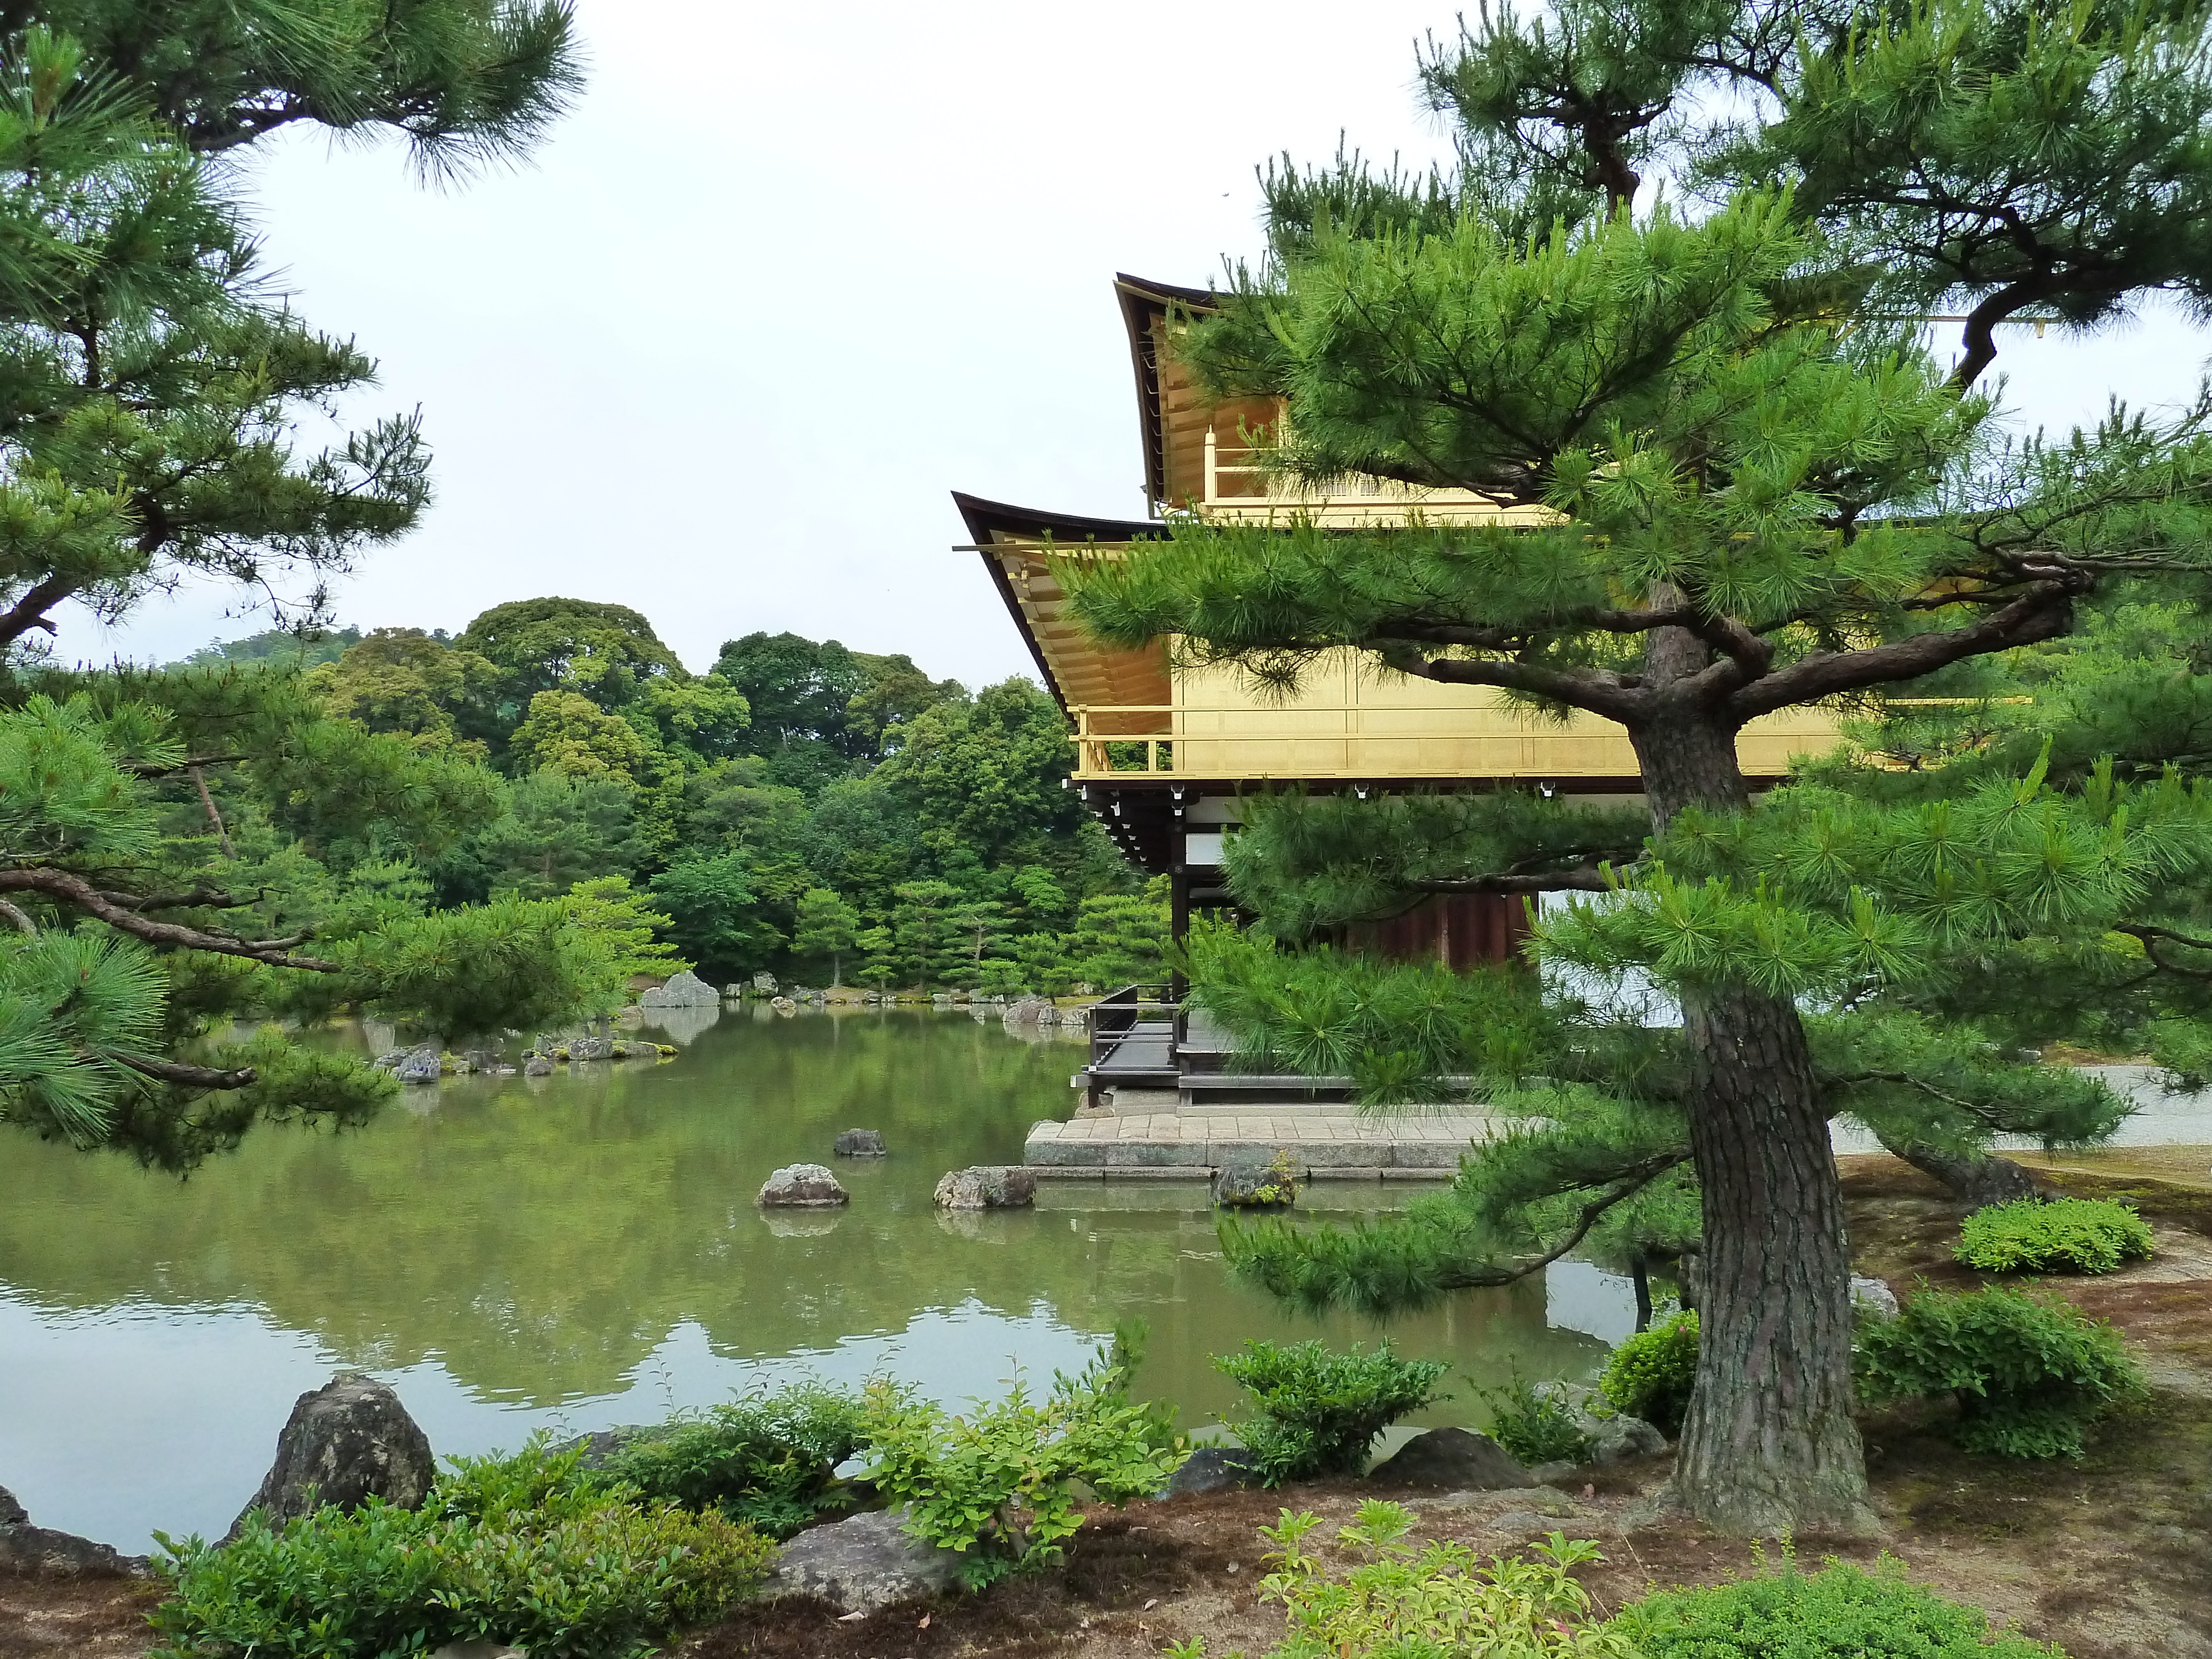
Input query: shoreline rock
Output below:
<box><xmin>0</xmin><ymin>1485</ymin><xmax>149</xmax><ymax>1579</ymax></box>
<box><xmin>229</xmin><ymin>1373</ymin><xmax>435</xmax><ymax>1539</ymax></box>
<box><xmin>768</xmin><ymin>1507</ymin><xmax>963</xmax><ymax>1614</ymax></box>
<box><xmin>639</xmin><ymin>969</ymin><xmax>719</xmax><ymax>1008</ymax></box>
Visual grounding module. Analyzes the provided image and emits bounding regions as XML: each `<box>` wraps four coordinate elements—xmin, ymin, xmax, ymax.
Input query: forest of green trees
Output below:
<box><xmin>182</xmin><ymin>604</ymin><xmax>1167</xmax><ymax>994</ymax></box>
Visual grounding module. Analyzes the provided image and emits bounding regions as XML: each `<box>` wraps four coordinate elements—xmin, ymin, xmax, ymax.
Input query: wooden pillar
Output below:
<box><xmin>1169</xmin><ymin>869</ymin><xmax>1191</xmax><ymax>1000</ymax></box>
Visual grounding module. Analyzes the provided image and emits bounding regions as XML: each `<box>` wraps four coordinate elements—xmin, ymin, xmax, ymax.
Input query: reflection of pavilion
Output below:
<box><xmin>956</xmin><ymin>275</ymin><xmax>1841</xmax><ymax>969</ymax></box>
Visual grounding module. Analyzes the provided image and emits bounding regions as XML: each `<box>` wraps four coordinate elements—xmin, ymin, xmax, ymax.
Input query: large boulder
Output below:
<box><xmin>1367</xmin><ymin>1427</ymin><xmax>1535</xmax><ymax>1491</ymax></box>
<box><xmin>933</xmin><ymin>1166</ymin><xmax>1036</xmax><ymax>1209</ymax></box>
<box><xmin>758</xmin><ymin>1163</ymin><xmax>849</xmax><ymax>1207</ymax></box>
<box><xmin>768</xmin><ymin>1507</ymin><xmax>963</xmax><ymax>1614</ymax></box>
<box><xmin>1164</xmin><ymin>1448</ymin><xmax>1262</xmax><ymax>1496</ymax></box>
<box><xmin>230</xmin><ymin>1373</ymin><xmax>436</xmax><ymax>1537</ymax></box>
<box><xmin>567</xmin><ymin>1035</ymin><xmax>615</xmax><ymax>1061</ymax></box>
<box><xmin>393</xmin><ymin>1047</ymin><xmax>441</xmax><ymax>1084</ymax></box>
<box><xmin>639</xmin><ymin>970</ymin><xmax>720</xmax><ymax>1008</ymax></box>
<box><xmin>1213</xmin><ymin>1156</ymin><xmax>1297</xmax><ymax>1209</ymax></box>
<box><xmin>833</xmin><ymin>1129</ymin><xmax>888</xmax><ymax>1157</ymax></box>
<box><xmin>753</xmin><ymin>971</ymin><xmax>780</xmax><ymax>994</ymax></box>
<box><xmin>523</xmin><ymin>1054</ymin><xmax>554</xmax><ymax>1077</ymax></box>
<box><xmin>1001</xmin><ymin>995</ymin><xmax>1051</xmax><ymax>1025</ymax></box>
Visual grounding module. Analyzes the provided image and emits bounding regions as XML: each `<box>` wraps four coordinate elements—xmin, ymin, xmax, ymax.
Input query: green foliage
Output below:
<box><xmin>1955</xmin><ymin>1198</ymin><xmax>2157</xmax><ymax>1277</ymax></box>
<box><xmin>1168</xmin><ymin>1505</ymin><xmax>1631</xmax><ymax>1659</ymax></box>
<box><xmin>1215</xmin><ymin>1339</ymin><xmax>1451</xmax><ymax>1485</ymax></box>
<box><xmin>602</xmin><ymin>1383</ymin><xmax>867</xmax><ymax>1540</ymax></box>
<box><xmin>1855</xmin><ymin>1287</ymin><xmax>2145</xmax><ymax>1458</ymax></box>
<box><xmin>649</xmin><ymin>853</ymin><xmax>781</xmax><ymax>983</ymax></box>
<box><xmin>345</xmin><ymin>894</ymin><xmax>633</xmax><ymax>1039</ymax></box>
<box><xmin>1613</xmin><ymin>1554</ymin><xmax>2068</xmax><ymax>1658</ymax></box>
<box><xmin>1478</xmin><ymin>1376</ymin><xmax>1593</xmax><ymax>1468</ymax></box>
<box><xmin>789</xmin><ymin>886</ymin><xmax>860</xmax><ymax>984</ymax></box>
<box><xmin>1598</xmin><ymin>1311</ymin><xmax>1699</xmax><ymax>1436</ymax></box>
<box><xmin>564</xmin><ymin>876</ymin><xmax>686</xmax><ymax>983</ymax></box>
<box><xmin>859</xmin><ymin>1340</ymin><xmax>1190</xmax><ymax>1589</ymax></box>
<box><xmin>148</xmin><ymin>1441</ymin><xmax>771</xmax><ymax>1659</ymax></box>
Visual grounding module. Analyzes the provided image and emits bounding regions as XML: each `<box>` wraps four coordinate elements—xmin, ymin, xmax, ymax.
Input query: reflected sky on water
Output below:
<box><xmin>0</xmin><ymin>1006</ymin><xmax>1632</xmax><ymax>1553</ymax></box>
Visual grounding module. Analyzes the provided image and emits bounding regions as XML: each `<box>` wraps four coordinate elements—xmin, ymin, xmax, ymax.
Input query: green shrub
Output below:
<box><xmin>601</xmin><ymin>1381</ymin><xmax>866</xmax><ymax>1538</ymax></box>
<box><xmin>1162</xmin><ymin>1503</ymin><xmax>1634</xmax><ymax>1659</ymax></box>
<box><xmin>1598</xmin><ymin>1310</ymin><xmax>1698</xmax><ymax>1435</ymax></box>
<box><xmin>860</xmin><ymin>1339</ymin><xmax>1188</xmax><ymax>1589</ymax></box>
<box><xmin>149</xmin><ymin>1441</ymin><xmax>774</xmax><ymax>1659</ymax></box>
<box><xmin>1215</xmin><ymin>1338</ymin><xmax>1451</xmax><ymax>1485</ymax></box>
<box><xmin>1478</xmin><ymin>1375</ymin><xmax>1593</xmax><ymax>1467</ymax></box>
<box><xmin>1613</xmin><ymin>1554</ymin><xmax>2067</xmax><ymax>1657</ymax></box>
<box><xmin>1855</xmin><ymin>1286</ymin><xmax>2145</xmax><ymax>1458</ymax></box>
<box><xmin>1955</xmin><ymin>1197</ymin><xmax>2156</xmax><ymax>1276</ymax></box>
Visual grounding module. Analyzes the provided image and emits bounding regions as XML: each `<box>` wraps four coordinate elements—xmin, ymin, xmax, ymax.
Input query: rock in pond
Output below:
<box><xmin>769</xmin><ymin>1508</ymin><xmax>963</xmax><ymax>1614</ymax></box>
<box><xmin>1164</xmin><ymin>1447</ymin><xmax>1263</xmax><ymax>1496</ymax></box>
<box><xmin>393</xmin><ymin>1047</ymin><xmax>441</xmax><ymax>1084</ymax></box>
<box><xmin>567</xmin><ymin>1035</ymin><xmax>616</xmax><ymax>1061</ymax></box>
<box><xmin>833</xmin><ymin>1128</ymin><xmax>888</xmax><ymax>1157</ymax></box>
<box><xmin>1213</xmin><ymin>1155</ymin><xmax>1298</xmax><ymax>1209</ymax></box>
<box><xmin>639</xmin><ymin>969</ymin><xmax>721</xmax><ymax>1008</ymax></box>
<box><xmin>523</xmin><ymin>1053</ymin><xmax>554</xmax><ymax>1077</ymax></box>
<box><xmin>1367</xmin><ymin>1427</ymin><xmax>1535</xmax><ymax>1491</ymax></box>
<box><xmin>933</xmin><ymin>1165</ymin><xmax>1036</xmax><ymax>1209</ymax></box>
<box><xmin>758</xmin><ymin>1163</ymin><xmax>849</xmax><ymax>1207</ymax></box>
<box><xmin>231</xmin><ymin>1372</ymin><xmax>436</xmax><ymax>1537</ymax></box>
<box><xmin>769</xmin><ymin>995</ymin><xmax>797</xmax><ymax>1015</ymax></box>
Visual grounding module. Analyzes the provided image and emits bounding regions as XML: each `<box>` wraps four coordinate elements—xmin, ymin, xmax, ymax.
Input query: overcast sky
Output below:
<box><xmin>59</xmin><ymin>1</ymin><xmax>2212</xmax><ymax>684</ymax></box>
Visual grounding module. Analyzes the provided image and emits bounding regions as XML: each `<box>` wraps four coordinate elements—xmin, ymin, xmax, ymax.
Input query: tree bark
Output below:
<box><xmin>1628</xmin><ymin>690</ymin><xmax>1877</xmax><ymax>1535</ymax></box>
<box><xmin>1876</xmin><ymin>1131</ymin><xmax>2046</xmax><ymax>1207</ymax></box>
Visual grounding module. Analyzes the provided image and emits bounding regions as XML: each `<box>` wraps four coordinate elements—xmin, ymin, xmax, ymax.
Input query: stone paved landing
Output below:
<box><xmin>1024</xmin><ymin>1112</ymin><xmax>1506</xmax><ymax>1175</ymax></box>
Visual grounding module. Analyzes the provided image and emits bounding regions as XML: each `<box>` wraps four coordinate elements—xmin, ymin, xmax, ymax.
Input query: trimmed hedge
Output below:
<box><xmin>1956</xmin><ymin>1197</ymin><xmax>2155</xmax><ymax>1276</ymax></box>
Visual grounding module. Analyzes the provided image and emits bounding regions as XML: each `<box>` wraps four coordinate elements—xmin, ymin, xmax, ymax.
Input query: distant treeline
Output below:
<box><xmin>180</xmin><ymin>601</ymin><xmax>1166</xmax><ymax>992</ymax></box>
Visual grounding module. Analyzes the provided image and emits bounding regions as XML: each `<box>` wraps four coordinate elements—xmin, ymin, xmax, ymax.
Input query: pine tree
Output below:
<box><xmin>0</xmin><ymin>7</ymin><xmax>582</xmax><ymax>1166</ymax></box>
<box><xmin>792</xmin><ymin>887</ymin><xmax>860</xmax><ymax>986</ymax></box>
<box><xmin>1068</xmin><ymin>0</ymin><xmax>2212</xmax><ymax>1533</ymax></box>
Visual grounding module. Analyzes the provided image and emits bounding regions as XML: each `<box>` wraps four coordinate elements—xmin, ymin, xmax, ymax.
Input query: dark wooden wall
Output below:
<box><xmin>1342</xmin><ymin>891</ymin><xmax>1532</xmax><ymax>968</ymax></box>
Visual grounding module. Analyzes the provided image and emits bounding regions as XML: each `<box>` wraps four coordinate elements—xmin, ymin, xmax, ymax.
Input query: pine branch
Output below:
<box><xmin>1432</xmin><ymin>1150</ymin><xmax>1690</xmax><ymax>1290</ymax></box>
<box><xmin>1724</xmin><ymin>584</ymin><xmax>2079</xmax><ymax>721</ymax></box>
<box><xmin>2114</xmin><ymin>924</ymin><xmax>2212</xmax><ymax>978</ymax></box>
<box><xmin>0</xmin><ymin>575</ymin><xmax>74</xmax><ymax>647</ymax></box>
<box><xmin>1389</xmin><ymin>645</ymin><xmax>1651</xmax><ymax>722</ymax></box>
<box><xmin>116</xmin><ymin>1053</ymin><xmax>258</xmax><ymax>1091</ymax></box>
<box><xmin>0</xmin><ymin>869</ymin><xmax>339</xmax><ymax>971</ymax></box>
<box><xmin>1413</xmin><ymin>864</ymin><xmax>1623</xmax><ymax>895</ymax></box>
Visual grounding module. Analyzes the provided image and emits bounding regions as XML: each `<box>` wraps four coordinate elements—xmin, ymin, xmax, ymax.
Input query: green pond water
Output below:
<box><xmin>0</xmin><ymin>1006</ymin><xmax>1634</xmax><ymax>1554</ymax></box>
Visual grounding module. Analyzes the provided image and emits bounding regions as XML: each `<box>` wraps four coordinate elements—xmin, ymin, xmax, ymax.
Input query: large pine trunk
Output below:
<box><xmin>1630</xmin><ymin>703</ymin><xmax>1878</xmax><ymax>1535</ymax></box>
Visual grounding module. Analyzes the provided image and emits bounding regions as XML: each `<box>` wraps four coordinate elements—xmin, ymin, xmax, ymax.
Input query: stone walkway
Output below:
<box><xmin>1023</xmin><ymin>1111</ymin><xmax>1506</xmax><ymax>1177</ymax></box>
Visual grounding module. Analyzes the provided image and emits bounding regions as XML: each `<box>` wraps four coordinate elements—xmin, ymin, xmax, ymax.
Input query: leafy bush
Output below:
<box><xmin>1598</xmin><ymin>1310</ymin><xmax>1698</xmax><ymax>1435</ymax></box>
<box><xmin>1162</xmin><ymin>1503</ymin><xmax>1634</xmax><ymax>1659</ymax></box>
<box><xmin>601</xmin><ymin>1381</ymin><xmax>866</xmax><ymax>1538</ymax></box>
<box><xmin>149</xmin><ymin>1441</ymin><xmax>774</xmax><ymax>1659</ymax></box>
<box><xmin>860</xmin><ymin>1339</ymin><xmax>1188</xmax><ymax>1589</ymax></box>
<box><xmin>1613</xmin><ymin>1554</ymin><xmax>2067</xmax><ymax>1657</ymax></box>
<box><xmin>1855</xmin><ymin>1286</ymin><xmax>2145</xmax><ymax>1458</ymax></box>
<box><xmin>1478</xmin><ymin>1375</ymin><xmax>1593</xmax><ymax>1467</ymax></box>
<box><xmin>1215</xmin><ymin>1338</ymin><xmax>1451</xmax><ymax>1485</ymax></box>
<box><xmin>1956</xmin><ymin>1197</ymin><xmax>2156</xmax><ymax>1276</ymax></box>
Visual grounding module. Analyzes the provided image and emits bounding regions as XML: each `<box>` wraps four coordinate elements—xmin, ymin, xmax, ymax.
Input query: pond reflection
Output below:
<box><xmin>0</xmin><ymin>1010</ymin><xmax>1629</xmax><ymax>1553</ymax></box>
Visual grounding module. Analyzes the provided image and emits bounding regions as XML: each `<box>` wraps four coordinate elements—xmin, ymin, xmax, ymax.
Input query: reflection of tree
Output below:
<box><xmin>0</xmin><ymin>1015</ymin><xmax>1609</xmax><ymax>1414</ymax></box>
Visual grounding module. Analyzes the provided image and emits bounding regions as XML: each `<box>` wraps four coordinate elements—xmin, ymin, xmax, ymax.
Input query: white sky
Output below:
<box><xmin>57</xmin><ymin>1</ymin><xmax>2212</xmax><ymax>682</ymax></box>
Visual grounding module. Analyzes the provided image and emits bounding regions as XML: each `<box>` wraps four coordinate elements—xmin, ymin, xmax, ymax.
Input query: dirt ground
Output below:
<box><xmin>9</xmin><ymin>1154</ymin><xmax>2210</xmax><ymax>1659</ymax></box>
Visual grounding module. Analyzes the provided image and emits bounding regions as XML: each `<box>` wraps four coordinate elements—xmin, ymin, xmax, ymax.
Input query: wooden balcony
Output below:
<box><xmin>1199</xmin><ymin>429</ymin><xmax>1558</xmax><ymax>529</ymax></box>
